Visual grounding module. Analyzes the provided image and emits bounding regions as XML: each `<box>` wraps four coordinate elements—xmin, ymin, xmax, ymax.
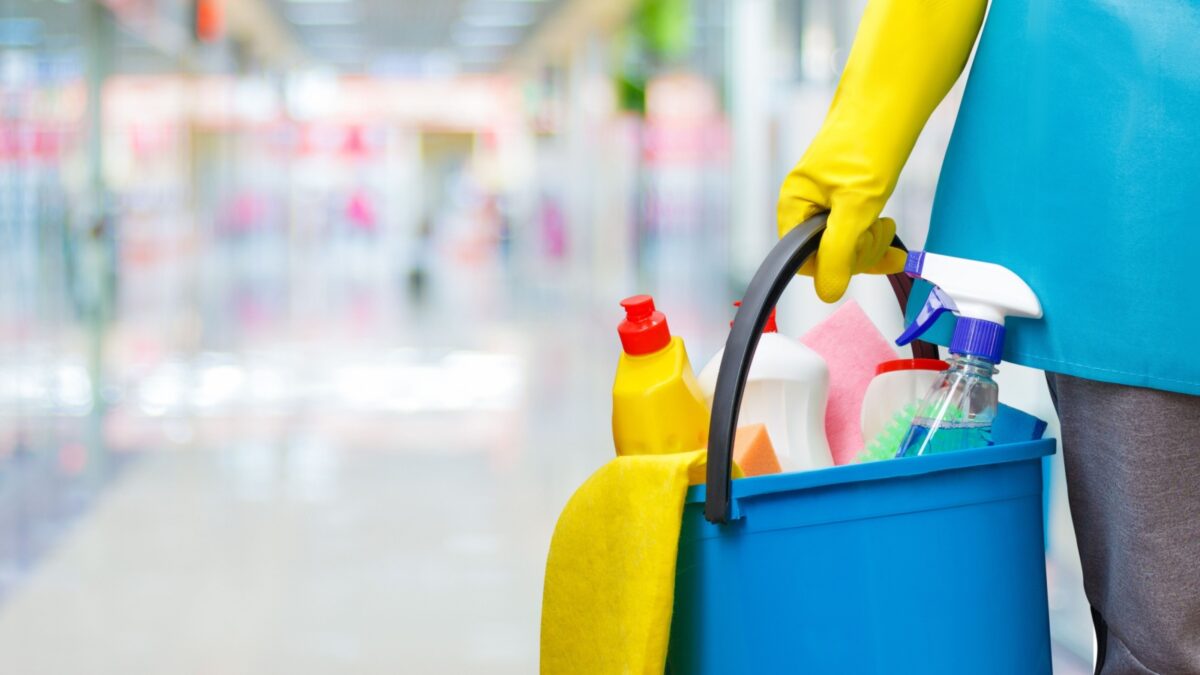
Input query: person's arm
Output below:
<box><xmin>779</xmin><ymin>0</ymin><xmax>988</xmax><ymax>302</ymax></box>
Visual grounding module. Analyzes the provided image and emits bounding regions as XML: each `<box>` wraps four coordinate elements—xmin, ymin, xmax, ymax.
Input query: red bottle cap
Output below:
<box><xmin>618</xmin><ymin>295</ymin><xmax>671</xmax><ymax>355</ymax></box>
<box><xmin>731</xmin><ymin>301</ymin><xmax>777</xmax><ymax>333</ymax></box>
<box><xmin>875</xmin><ymin>358</ymin><xmax>950</xmax><ymax>376</ymax></box>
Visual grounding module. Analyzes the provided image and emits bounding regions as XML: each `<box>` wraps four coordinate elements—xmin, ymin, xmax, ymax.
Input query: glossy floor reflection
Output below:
<box><xmin>0</xmin><ymin>268</ymin><xmax>629</xmax><ymax>673</ymax></box>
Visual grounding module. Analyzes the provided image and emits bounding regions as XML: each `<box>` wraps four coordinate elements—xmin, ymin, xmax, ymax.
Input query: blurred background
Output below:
<box><xmin>1</xmin><ymin>0</ymin><xmax>1092</xmax><ymax>672</ymax></box>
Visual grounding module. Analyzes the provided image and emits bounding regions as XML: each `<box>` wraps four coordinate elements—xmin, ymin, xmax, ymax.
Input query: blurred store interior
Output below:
<box><xmin>1</xmin><ymin>0</ymin><xmax>1092</xmax><ymax>672</ymax></box>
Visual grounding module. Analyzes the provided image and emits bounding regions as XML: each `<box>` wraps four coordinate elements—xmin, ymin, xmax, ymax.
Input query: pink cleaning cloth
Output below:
<box><xmin>800</xmin><ymin>300</ymin><xmax>898</xmax><ymax>465</ymax></box>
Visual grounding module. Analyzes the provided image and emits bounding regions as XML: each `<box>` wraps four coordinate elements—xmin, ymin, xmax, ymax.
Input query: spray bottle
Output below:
<box><xmin>893</xmin><ymin>252</ymin><xmax>1042</xmax><ymax>457</ymax></box>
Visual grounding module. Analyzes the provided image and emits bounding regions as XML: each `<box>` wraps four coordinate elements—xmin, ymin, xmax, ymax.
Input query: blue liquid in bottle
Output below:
<box><xmin>897</xmin><ymin>419</ymin><xmax>993</xmax><ymax>457</ymax></box>
<box><xmin>895</xmin><ymin>355</ymin><xmax>999</xmax><ymax>458</ymax></box>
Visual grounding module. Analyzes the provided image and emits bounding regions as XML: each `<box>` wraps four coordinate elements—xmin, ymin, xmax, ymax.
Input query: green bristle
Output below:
<box><xmin>855</xmin><ymin>403</ymin><xmax>918</xmax><ymax>463</ymax></box>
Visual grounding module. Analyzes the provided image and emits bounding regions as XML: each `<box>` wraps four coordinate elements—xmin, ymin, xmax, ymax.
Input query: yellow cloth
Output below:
<box><xmin>778</xmin><ymin>0</ymin><xmax>988</xmax><ymax>302</ymax></box>
<box><xmin>540</xmin><ymin>450</ymin><xmax>741</xmax><ymax>674</ymax></box>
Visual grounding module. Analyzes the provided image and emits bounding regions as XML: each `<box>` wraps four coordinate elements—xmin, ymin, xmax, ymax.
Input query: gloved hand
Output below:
<box><xmin>778</xmin><ymin>0</ymin><xmax>988</xmax><ymax>302</ymax></box>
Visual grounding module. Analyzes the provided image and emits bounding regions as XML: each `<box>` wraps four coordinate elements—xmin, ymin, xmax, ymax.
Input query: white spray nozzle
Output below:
<box><xmin>907</xmin><ymin>251</ymin><xmax>1041</xmax><ymax>324</ymax></box>
<box><xmin>897</xmin><ymin>251</ymin><xmax>1042</xmax><ymax>363</ymax></box>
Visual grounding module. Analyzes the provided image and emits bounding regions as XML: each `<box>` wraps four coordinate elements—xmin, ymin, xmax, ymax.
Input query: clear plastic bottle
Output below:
<box><xmin>896</xmin><ymin>354</ymin><xmax>998</xmax><ymax>457</ymax></box>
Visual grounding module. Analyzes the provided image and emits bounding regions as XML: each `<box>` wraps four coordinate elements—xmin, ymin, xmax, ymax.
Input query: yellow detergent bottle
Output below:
<box><xmin>612</xmin><ymin>295</ymin><xmax>710</xmax><ymax>456</ymax></box>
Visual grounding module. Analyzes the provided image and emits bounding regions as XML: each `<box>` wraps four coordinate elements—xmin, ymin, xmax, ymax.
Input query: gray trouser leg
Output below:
<box><xmin>1047</xmin><ymin>374</ymin><xmax>1200</xmax><ymax>674</ymax></box>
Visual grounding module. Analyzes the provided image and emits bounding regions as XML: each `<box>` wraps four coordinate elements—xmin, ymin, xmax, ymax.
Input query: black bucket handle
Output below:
<box><xmin>704</xmin><ymin>213</ymin><xmax>938</xmax><ymax>524</ymax></box>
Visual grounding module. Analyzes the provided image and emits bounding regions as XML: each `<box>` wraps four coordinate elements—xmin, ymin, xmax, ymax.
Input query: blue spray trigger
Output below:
<box><xmin>896</xmin><ymin>286</ymin><xmax>957</xmax><ymax>346</ymax></box>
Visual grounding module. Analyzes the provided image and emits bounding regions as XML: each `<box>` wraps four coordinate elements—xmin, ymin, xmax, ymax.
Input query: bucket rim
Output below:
<box><xmin>686</xmin><ymin>438</ymin><xmax>1055</xmax><ymax>504</ymax></box>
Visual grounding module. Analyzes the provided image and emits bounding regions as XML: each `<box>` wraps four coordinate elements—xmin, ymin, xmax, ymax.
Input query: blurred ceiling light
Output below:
<box><xmin>286</xmin><ymin>5</ymin><xmax>363</xmax><ymax>26</ymax></box>
<box><xmin>233</xmin><ymin>79</ymin><xmax>280</xmax><ymax>122</ymax></box>
<box><xmin>54</xmin><ymin>363</ymin><xmax>92</xmax><ymax>413</ymax></box>
<box><xmin>285</xmin><ymin>68</ymin><xmax>339</xmax><ymax>119</ymax></box>
<box><xmin>192</xmin><ymin>365</ymin><xmax>246</xmax><ymax>409</ymax></box>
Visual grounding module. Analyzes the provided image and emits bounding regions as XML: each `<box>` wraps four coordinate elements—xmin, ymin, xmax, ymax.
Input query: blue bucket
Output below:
<box><xmin>669</xmin><ymin>216</ymin><xmax>1055</xmax><ymax>673</ymax></box>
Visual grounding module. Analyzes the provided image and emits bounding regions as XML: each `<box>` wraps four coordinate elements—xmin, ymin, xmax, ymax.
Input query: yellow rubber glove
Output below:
<box><xmin>778</xmin><ymin>0</ymin><xmax>988</xmax><ymax>302</ymax></box>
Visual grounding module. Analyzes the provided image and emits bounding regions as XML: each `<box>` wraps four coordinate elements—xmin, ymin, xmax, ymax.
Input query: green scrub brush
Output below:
<box><xmin>855</xmin><ymin>403</ymin><xmax>918</xmax><ymax>463</ymax></box>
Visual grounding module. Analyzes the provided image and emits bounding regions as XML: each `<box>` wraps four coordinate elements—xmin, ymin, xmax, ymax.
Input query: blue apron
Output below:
<box><xmin>910</xmin><ymin>0</ymin><xmax>1200</xmax><ymax>396</ymax></box>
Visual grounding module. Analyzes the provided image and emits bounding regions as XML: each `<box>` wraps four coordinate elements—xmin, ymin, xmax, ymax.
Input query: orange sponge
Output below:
<box><xmin>733</xmin><ymin>424</ymin><xmax>782</xmax><ymax>477</ymax></box>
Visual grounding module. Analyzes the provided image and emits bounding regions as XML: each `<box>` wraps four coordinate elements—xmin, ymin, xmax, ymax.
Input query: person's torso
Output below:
<box><xmin>921</xmin><ymin>0</ymin><xmax>1200</xmax><ymax>395</ymax></box>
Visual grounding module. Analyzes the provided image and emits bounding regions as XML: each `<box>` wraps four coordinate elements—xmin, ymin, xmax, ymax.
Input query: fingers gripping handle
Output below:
<box><xmin>703</xmin><ymin>214</ymin><xmax>934</xmax><ymax>524</ymax></box>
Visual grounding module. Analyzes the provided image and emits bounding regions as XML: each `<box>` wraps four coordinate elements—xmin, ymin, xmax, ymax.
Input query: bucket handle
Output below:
<box><xmin>704</xmin><ymin>213</ymin><xmax>938</xmax><ymax>524</ymax></box>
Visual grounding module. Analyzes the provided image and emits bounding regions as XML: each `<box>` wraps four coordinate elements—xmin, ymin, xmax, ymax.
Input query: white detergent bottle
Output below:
<box><xmin>894</xmin><ymin>251</ymin><xmax>1043</xmax><ymax>457</ymax></box>
<box><xmin>698</xmin><ymin>305</ymin><xmax>832</xmax><ymax>472</ymax></box>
